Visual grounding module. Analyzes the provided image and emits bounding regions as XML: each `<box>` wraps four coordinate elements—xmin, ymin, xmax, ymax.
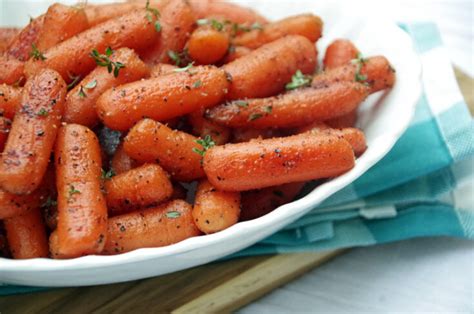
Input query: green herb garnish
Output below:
<box><xmin>192</xmin><ymin>135</ymin><xmax>216</xmax><ymax>157</ymax></box>
<box><xmin>41</xmin><ymin>196</ymin><xmax>57</xmax><ymax>208</ymax></box>
<box><xmin>248</xmin><ymin>113</ymin><xmax>263</xmax><ymax>121</ymax></box>
<box><xmin>192</xmin><ymin>80</ymin><xmax>202</xmax><ymax>88</ymax></box>
<box><xmin>285</xmin><ymin>70</ymin><xmax>312</xmax><ymax>90</ymax></box>
<box><xmin>30</xmin><ymin>43</ymin><xmax>46</xmax><ymax>61</ymax></box>
<box><xmin>101</xmin><ymin>168</ymin><xmax>116</xmax><ymax>180</ymax></box>
<box><xmin>166</xmin><ymin>211</ymin><xmax>181</xmax><ymax>218</ymax></box>
<box><xmin>37</xmin><ymin>108</ymin><xmax>49</xmax><ymax>116</ymax></box>
<box><xmin>90</xmin><ymin>47</ymin><xmax>125</xmax><ymax>77</ymax></box>
<box><xmin>264</xmin><ymin>105</ymin><xmax>272</xmax><ymax>113</ymax></box>
<box><xmin>168</xmin><ymin>49</ymin><xmax>191</xmax><ymax>67</ymax></box>
<box><xmin>234</xmin><ymin>100</ymin><xmax>249</xmax><ymax>108</ymax></box>
<box><xmin>173</xmin><ymin>62</ymin><xmax>195</xmax><ymax>73</ymax></box>
<box><xmin>351</xmin><ymin>53</ymin><xmax>369</xmax><ymax>83</ymax></box>
<box><xmin>67</xmin><ymin>73</ymin><xmax>81</xmax><ymax>91</ymax></box>
<box><xmin>68</xmin><ymin>185</ymin><xmax>81</xmax><ymax>197</ymax></box>
<box><xmin>146</xmin><ymin>0</ymin><xmax>161</xmax><ymax>32</ymax></box>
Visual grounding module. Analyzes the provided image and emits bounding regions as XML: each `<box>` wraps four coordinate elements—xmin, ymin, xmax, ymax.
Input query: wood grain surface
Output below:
<box><xmin>0</xmin><ymin>68</ymin><xmax>471</xmax><ymax>314</ymax></box>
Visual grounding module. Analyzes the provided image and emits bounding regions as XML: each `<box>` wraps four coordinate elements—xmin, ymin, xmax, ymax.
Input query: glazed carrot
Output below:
<box><xmin>193</xmin><ymin>179</ymin><xmax>240</xmax><ymax>234</ymax></box>
<box><xmin>222</xmin><ymin>46</ymin><xmax>251</xmax><ymax>64</ymax></box>
<box><xmin>0</xmin><ymin>28</ymin><xmax>19</xmax><ymax>53</ymax></box>
<box><xmin>326</xmin><ymin>110</ymin><xmax>358</xmax><ymax>128</ymax></box>
<box><xmin>223</xmin><ymin>35</ymin><xmax>317</xmax><ymax>99</ymax></box>
<box><xmin>298</xmin><ymin>123</ymin><xmax>367</xmax><ymax>157</ymax></box>
<box><xmin>234</xmin><ymin>14</ymin><xmax>323</xmax><ymax>49</ymax></box>
<box><xmin>84</xmin><ymin>2</ymin><xmax>149</xmax><ymax>26</ymax></box>
<box><xmin>150</xmin><ymin>63</ymin><xmax>177</xmax><ymax>78</ymax></box>
<box><xmin>36</xmin><ymin>4</ymin><xmax>89</xmax><ymax>51</ymax></box>
<box><xmin>0</xmin><ymin>56</ymin><xmax>24</xmax><ymax>85</ymax></box>
<box><xmin>312</xmin><ymin>56</ymin><xmax>396</xmax><ymax>93</ymax></box>
<box><xmin>189</xmin><ymin>109</ymin><xmax>230</xmax><ymax>145</ymax></box>
<box><xmin>0</xmin><ymin>84</ymin><xmax>22</xmax><ymax>119</ymax></box>
<box><xmin>4</xmin><ymin>207</ymin><xmax>49</xmax><ymax>259</ymax></box>
<box><xmin>52</xmin><ymin>124</ymin><xmax>107</xmax><ymax>259</ymax></box>
<box><xmin>64</xmin><ymin>48</ymin><xmax>150</xmax><ymax>127</ymax></box>
<box><xmin>0</xmin><ymin>189</ymin><xmax>43</xmax><ymax>220</ymax></box>
<box><xmin>240</xmin><ymin>182</ymin><xmax>305</xmax><ymax>221</ymax></box>
<box><xmin>105</xmin><ymin>163</ymin><xmax>173</xmax><ymax>215</ymax></box>
<box><xmin>0</xmin><ymin>69</ymin><xmax>66</xmax><ymax>195</ymax></box>
<box><xmin>203</xmin><ymin>132</ymin><xmax>355</xmax><ymax>191</ymax></box>
<box><xmin>323</xmin><ymin>39</ymin><xmax>359</xmax><ymax>70</ymax></box>
<box><xmin>103</xmin><ymin>199</ymin><xmax>201</xmax><ymax>254</ymax></box>
<box><xmin>24</xmin><ymin>9</ymin><xmax>160</xmax><ymax>82</ymax></box>
<box><xmin>142</xmin><ymin>0</ymin><xmax>195</xmax><ymax>65</ymax></box>
<box><xmin>207</xmin><ymin>82</ymin><xmax>369</xmax><ymax>129</ymax></box>
<box><xmin>123</xmin><ymin>119</ymin><xmax>205</xmax><ymax>181</ymax></box>
<box><xmin>96</xmin><ymin>65</ymin><xmax>229</xmax><ymax>131</ymax></box>
<box><xmin>191</xmin><ymin>0</ymin><xmax>267</xmax><ymax>24</ymax></box>
<box><xmin>111</xmin><ymin>143</ymin><xmax>141</xmax><ymax>175</ymax></box>
<box><xmin>0</xmin><ymin>117</ymin><xmax>11</xmax><ymax>151</ymax></box>
<box><xmin>187</xmin><ymin>26</ymin><xmax>230</xmax><ymax>65</ymax></box>
<box><xmin>5</xmin><ymin>15</ymin><xmax>45</xmax><ymax>61</ymax></box>
<box><xmin>231</xmin><ymin>128</ymin><xmax>282</xmax><ymax>143</ymax></box>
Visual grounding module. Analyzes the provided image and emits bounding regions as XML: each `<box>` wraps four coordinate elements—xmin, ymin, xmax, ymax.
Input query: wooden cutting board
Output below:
<box><xmin>0</xmin><ymin>68</ymin><xmax>471</xmax><ymax>314</ymax></box>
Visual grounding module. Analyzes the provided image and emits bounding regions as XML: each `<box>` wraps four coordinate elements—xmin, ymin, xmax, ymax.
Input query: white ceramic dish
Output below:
<box><xmin>0</xmin><ymin>0</ymin><xmax>422</xmax><ymax>286</ymax></box>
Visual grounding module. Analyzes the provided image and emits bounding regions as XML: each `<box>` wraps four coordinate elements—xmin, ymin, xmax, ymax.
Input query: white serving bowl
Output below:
<box><xmin>0</xmin><ymin>0</ymin><xmax>422</xmax><ymax>286</ymax></box>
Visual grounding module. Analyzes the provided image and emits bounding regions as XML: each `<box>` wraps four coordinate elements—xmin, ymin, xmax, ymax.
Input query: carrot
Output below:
<box><xmin>193</xmin><ymin>179</ymin><xmax>240</xmax><ymax>234</ymax></box>
<box><xmin>323</xmin><ymin>39</ymin><xmax>359</xmax><ymax>70</ymax></box>
<box><xmin>222</xmin><ymin>46</ymin><xmax>251</xmax><ymax>64</ymax></box>
<box><xmin>0</xmin><ymin>28</ymin><xmax>19</xmax><ymax>53</ymax></box>
<box><xmin>5</xmin><ymin>15</ymin><xmax>45</xmax><ymax>61</ymax></box>
<box><xmin>0</xmin><ymin>117</ymin><xmax>11</xmax><ymax>151</ymax></box>
<box><xmin>0</xmin><ymin>56</ymin><xmax>25</xmax><ymax>85</ymax></box>
<box><xmin>203</xmin><ymin>132</ymin><xmax>355</xmax><ymax>191</ymax></box>
<box><xmin>0</xmin><ymin>189</ymin><xmax>43</xmax><ymax>220</ymax></box>
<box><xmin>231</xmin><ymin>128</ymin><xmax>282</xmax><ymax>143</ymax></box>
<box><xmin>298</xmin><ymin>123</ymin><xmax>367</xmax><ymax>157</ymax></box>
<box><xmin>105</xmin><ymin>163</ymin><xmax>173</xmax><ymax>215</ymax></box>
<box><xmin>38</xmin><ymin>165</ymin><xmax>58</xmax><ymax>231</ymax></box>
<box><xmin>326</xmin><ymin>110</ymin><xmax>358</xmax><ymax>128</ymax></box>
<box><xmin>191</xmin><ymin>0</ymin><xmax>268</xmax><ymax>25</ymax></box>
<box><xmin>187</xmin><ymin>26</ymin><xmax>230</xmax><ymax>65</ymax></box>
<box><xmin>234</xmin><ymin>14</ymin><xmax>323</xmax><ymax>49</ymax></box>
<box><xmin>0</xmin><ymin>69</ymin><xmax>66</xmax><ymax>195</ymax></box>
<box><xmin>24</xmin><ymin>9</ymin><xmax>160</xmax><ymax>82</ymax></box>
<box><xmin>223</xmin><ymin>35</ymin><xmax>317</xmax><ymax>99</ymax></box>
<box><xmin>96</xmin><ymin>65</ymin><xmax>229</xmax><ymax>131</ymax></box>
<box><xmin>207</xmin><ymin>82</ymin><xmax>369</xmax><ymax>129</ymax></box>
<box><xmin>35</xmin><ymin>4</ymin><xmax>89</xmax><ymax>52</ymax></box>
<box><xmin>84</xmin><ymin>2</ymin><xmax>151</xmax><ymax>26</ymax></box>
<box><xmin>312</xmin><ymin>56</ymin><xmax>396</xmax><ymax>93</ymax></box>
<box><xmin>4</xmin><ymin>207</ymin><xmax>49</xmax><ymax>259</ymax></box>
<box><xmin>103</xmin><ymin>199</ymin><xmax>201</xmax><ymax>254</ymax></box>
<box><xmin>64</xmin><ymin>47</ymin><xmax>150</xmax><ymax>127</ymax></box>
<box><xmin>123</xmin><ymin>119</ymin><xmax>205</xmax><ymax>181</ymax></box>
<box><xmin>111</xmin><ymin>143</ymin><xmax>142</xmax><ymax>175</ymax></box>
<box><xmin>0</xmin><ymin>84</ymin><xmax>22</xmax><ymax>119</ymax></box>
<box><xmin>240</xmin><ymin>182</ymin><xmax>305</xmax><ymax>221</ymax></box>
<box><xmin>52</xmin><ymin>124</ymin><xmax>107</xmax><ymax>259</ymax></box>
<box><xmin>142</xmin><ymin>0</ymin><xmax>195</xmax><ymax>65</ymax></box>
<box><xmin>188</xmin><ymin>109</ymin><xmax>230</xmax><ymax>145</ymax></box>
<box><xmin>150</xmin><ymin>63</ymin><xmax>177</xmax><ymax>78</ymax></box>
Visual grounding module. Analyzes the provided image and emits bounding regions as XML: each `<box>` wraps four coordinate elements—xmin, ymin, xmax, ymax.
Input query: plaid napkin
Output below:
<box><xmin>1</xmin><ymin>23</ymin><xmax>473</xmax><ymax>295</ymax></box>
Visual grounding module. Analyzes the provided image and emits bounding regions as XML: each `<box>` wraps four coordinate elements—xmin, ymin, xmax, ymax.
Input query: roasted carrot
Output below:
<box><xmin>0</xmin><ymin>69</ymin><xmax>66</xmax><ymax>195</ymax></box>
<box><xmin>111</xmin><ymin>143</ymin><xmax>141</xmax><ymax>175</ymax></box>
<box><xmin>193</xmin><ymin>179</ymin><xmax>240</xmax><ymax>234</ymax></box>
<box><xmin>0</xmin><ymin>56</ymin><xmax>24</xmax><ymax>85</ymax></box>
<box><xmin>64</xmin><ymin>48</ymin><xmax>150</xmax><ymax>127</ymax></box>
<box><xmin>103</xmin><ymin>199</ymin><xmax>201</xmax><ymax>254</ymax></box>
<box><xmin>142</xmin><ymin>0</ymin><xmax>195</xmax><ymax>65</ymax></box>
<box><xmin>105</xmin><ymin>163</ymin><xmax>173</xmax><ymax>215</ymax></box>
<box><xmin>231</xmin><ymin>128</ymin><xmax>283</xmax><ymax>143</ymax></box>
<box><xmin>96</xmin><ymin>65</ymin><xmax>229</xmax><ymax>131</ymax></box>
<box><xmin>123</xmin><ymin>119</ymin><xmax>205</xmax><ymax>181</ymax></box>
<box><xmin>24</xmin><ymin>9</ymin><xmax>160</xmax><ymax>82</ymax></box>
<box><xmin>4</xmin><ymin>207</ymin><xmax>49</xmax><ymax>259</ymax></box>
<box><xmin>240</xmin><ymin>182</ymin><xmax>305</xmax><ymax>221</ymax></box>
<box><xmin>188</xmin><ymin>109</ymin><xmax>230</xmax><ymax>145</ymax></box>
<box><xmin>207</xmin><ymin>82</ymin><xmax>369</xmax><ymax>129</ymax></box>
<box><xmin>203</xmin><ymin>132</ymin><xmax>355</xmax><ymax>191</ymax></box>
<box><xmin>150</xmin><ymin>63</ymin><xmax>177</xmax><ymax>78</ymax></box>
<box><xmin>234</xmin><ymin>14</ymin><xmax>323</xmax><ymax>49</ymax></box>
<box><xmin>187</xmin><ymin>26</ymin><xmax>230</xmax><ymax>65</ymax></box>
<box><xmin>326</xmin><ymin>110</ymin><xmax>358</xmax><ymax>128</ymax></box>
<box><xmin>5</xmin><ymin>15</ymin><xmax>45</xmax><ymax>62</ymax></box>
<box><xmin>0</xmin><ymin>28</ymin><xmax>19</xmax><ymax>53</ymax></box>
<box><xmin>52</xmin><ymin>124</ymin><xmax>107</xmax><ymax>259</ymax></box>
<box><xmin>84</xmin><ymin>2</ymin><xmax>150</xmax><ymax>26</ymax></box>
<box><xmin>191</xmin><ymin>0</ymin><xmax>267</xmax><ymax>25</ymax></box>
<box><xmin>223</xmin><ymin>35</ymin><xmax>317</xmax><ymax>99</ymax></box>
<box><xmin>0</xmin><ymin>117</ymin><xmax>11</xmax><ymax>151</ymax></box>
<box><xmin>312</xmin><ymin>56</ymin><xmax>396</xmax><ymax>93</ymax></box>
<box><xmin>0</xmin><ymin>84</ymin><xmax>22</xmax><ymax>119</ymax></box>
<box><xmin>323</xmin><ymin>39</ymin><xmax>359</xmax><ymax>70</ymax></box>
<box><xmin>0</xmin><ymin>189</ymin><xmax>43</xmax><ymax>220</ymax></box>
<box><xmin>222</xmin><ymin>46</ymin><xmax>251</xmax><ymax>64</ymax></box>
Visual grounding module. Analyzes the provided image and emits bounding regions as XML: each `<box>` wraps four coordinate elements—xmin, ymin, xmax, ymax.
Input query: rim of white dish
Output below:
<box><xmin>0</xmin><ymin>15</ymin><xmax>422</xmax><ymax>272</ymax></box>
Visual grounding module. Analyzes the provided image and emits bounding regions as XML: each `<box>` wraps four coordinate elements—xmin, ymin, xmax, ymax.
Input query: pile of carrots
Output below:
<box><xmin>0</xmin><ymin>0</ymin><xmax>395</xmax><ymax>259</ymax></box>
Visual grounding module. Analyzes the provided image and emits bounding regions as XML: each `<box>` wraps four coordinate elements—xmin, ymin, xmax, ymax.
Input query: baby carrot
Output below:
<box><xmin>123</xmin><ymin>119</ymin><xmax>205</xmax><ymax>181</ymax></box>
<box><xmin>0</xmin><ymin>117</ymin><xmax>11</xmax><ymax>151</ymax></box>
<box><xmin>323</xmin><ymin>39</ymin><xmax>359</xmax><ymax>70</ymax></box>
<box><xmin>203</xmin><ymin>132</ymin><xmax>355</xmax><ymax>191</ymax></box>
<box><xmin>0</xmin><ymin>189</ymin><xmax>43</xmax><ymax>220</ymax></box>
<box><xmin>231</xmin><ymin>128</ymin><xmax>283</xmax><ymax>143</ymax></box>
<box><xmin>96</xmin><ymin>65</ymin><xmax>229</xmax><ymax>131</ymax></box>
<box><xmin>0</xmin><ymin>84</ymin><xmax>22</xmax><ymax>119</ymax></box>
<box><xmin>223</xmin><ymin>35</ymin><xmax>317</xmax><ymax>99</ymax></box>
<box><xmin>111</xmin><ymin>143</ymin><xmax>141</xmax><ymax>175</ymax></box>
<box><xmin>53</xmin><ymin>124</ymin><xmax>107</xmax><ymax>258</ymax></box>
<box><xmin>188</xmin><ymin>109</ymin><xmax>230</xmax><ymax>145</ymax></box>
<box><xmin>207</xmin><ymin>82</ymin><xmax>369</xmax><ymax>129</ymax></box>
<box><xmin>84</xmin><ymin>2</ymin><xmax>152</xmax><ymax>26</ymax></box>
<box><xmin>193</xmin><ymin>179</ymin><xmax>240</xmax><ymax>234</ymax></box>
<box><xmin>5</xmin><ymin>15</ymin><xmax>45</xmax><ymax>62</ymax></box>
<box><xmin>187</xmin><ymin>26</ymin><xmax>230</xmax><ymax>65</ymax></box>
<box><xmin>221</xmin><ymin>46</ymin><xmax>251</xmax><ymax>64</ymax></box>
<box><xmin>0</xmin><ymin>69</ymin><xmax>66</xmax><ymax>195</ymax></box>
<box><xmin>64</xmin><ymin>47</ymin><xmax>150</xmax><ymax>127</ymax></box>
<box><xmin>150</xmin><ymin>63</ymin><xmax>177</xmax><ymax>78</ymax></box>
<box><xmin>0</xmin><ymin>56</ymin><xmax>25</xmax><ymax>85</ymax></box>
<box><xmin>4</xmin><ymin>207</ymin><xmax>49</xmax><ymax>259</ymax></box>
<box><xmin>326</xmin><ymin>110</ymin><xmax>358</xmax><ymax>128</ymax></box>
<box><xmin>105</xmin><ymin>163</ymin><xmax>173</xmax><ymax>216</ymax></box>
<box><xmin>103</xmin><ymin>199</ymin><xmax>201</xmax><ymax>254</ymax></box>
<box><xmin>0</xmin><ymin>28</ymin><xmax>19</xmax><ymax>53</ymax></box>
<box><xmin>234</xmin><ymin>14</ymin><xmax>323</xmax><ymax>49</ymax></box>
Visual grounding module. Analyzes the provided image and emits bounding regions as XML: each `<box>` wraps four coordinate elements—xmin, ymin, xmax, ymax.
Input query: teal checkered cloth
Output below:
<box><xmin>1</xmin><ymin>22</ymin><xmax>473</xmax><ymax>295</ymax></box>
